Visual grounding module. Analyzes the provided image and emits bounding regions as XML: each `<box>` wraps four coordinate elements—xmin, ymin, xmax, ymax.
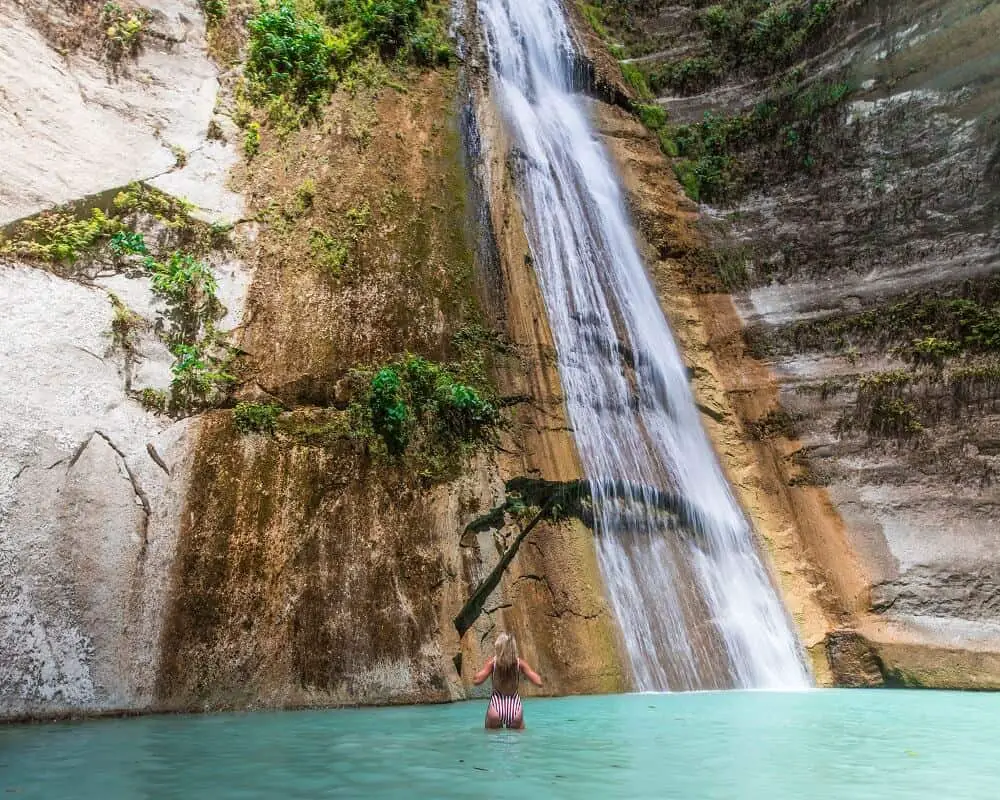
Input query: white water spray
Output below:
<box><xmin>475</xmin><ymin>0</ymin><xmax>809</xmax><ymax>689</ymax></box>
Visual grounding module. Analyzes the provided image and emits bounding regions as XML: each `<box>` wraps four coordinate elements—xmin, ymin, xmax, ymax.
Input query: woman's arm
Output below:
<box><xmin>518</xmin><ymin>658</ymin><xmax>543</xmax><ymax>687</ymax></box>
<box><xmin>472</xmin><ymin>657</ymin><xmax>495</xmax><ymax>686</ymax></box>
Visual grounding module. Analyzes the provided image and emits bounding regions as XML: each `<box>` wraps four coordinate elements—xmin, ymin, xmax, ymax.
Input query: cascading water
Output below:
<box><xmin>474</xmin><ymin>0</ymin><xmax>810</xmax><ymax>690</ymax></box>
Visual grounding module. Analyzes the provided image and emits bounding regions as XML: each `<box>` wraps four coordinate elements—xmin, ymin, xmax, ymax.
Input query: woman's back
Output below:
<box><xmin>492</xmin><ymin>657</ymin><xmax>519</xmax><ymax>696</ymax></box>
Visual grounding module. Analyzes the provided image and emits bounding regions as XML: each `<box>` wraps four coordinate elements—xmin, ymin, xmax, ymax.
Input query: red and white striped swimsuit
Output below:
<box><xmin>489</xmin><ymin>663</ymin><xmax>523</xmax><ymax>727</ymax></box>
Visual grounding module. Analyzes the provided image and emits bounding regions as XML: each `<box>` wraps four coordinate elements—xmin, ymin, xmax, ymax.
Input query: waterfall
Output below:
<box><xmin>474</xmin><ymin>0</ymin><xmax>810</xmax><ymax>690</ymax></box>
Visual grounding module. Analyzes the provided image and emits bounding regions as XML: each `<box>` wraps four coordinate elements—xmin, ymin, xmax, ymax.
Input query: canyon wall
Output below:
<box><xmin>9</xmin><ymin>0</ymin><xmax>996</xmax><ymax>720</ymax></box>
<box><xmin>1</xmin><ymin>0</ymin><xmax>626</xmax><ymax>720</ymax></box>
<box><xmin>586</xmin><ymin>0</ymin><xmax>1000</xmax><ymax>686</ymax></box>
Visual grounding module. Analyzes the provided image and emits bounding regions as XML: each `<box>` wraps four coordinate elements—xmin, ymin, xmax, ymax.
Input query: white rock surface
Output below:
<box><xmin>0</xmin><ymin>1</ymin><xmax>250</xmax><ymax>718</ymax></box>
<box><xmin>0</xmin><ymin>266</ymin><xmax>196</xmax><ymax>715</ymax></box>
<box><xmin>0</xmin><ymin>0</ymin><xmax>243</xmax><ymax>225</ymax></box>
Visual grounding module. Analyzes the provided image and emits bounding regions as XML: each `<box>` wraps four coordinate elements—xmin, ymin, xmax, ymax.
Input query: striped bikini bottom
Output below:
<box><xmin>489</xmin><ymin>692</ymin><xmax>523</xmax><ymax>727</ymax></box>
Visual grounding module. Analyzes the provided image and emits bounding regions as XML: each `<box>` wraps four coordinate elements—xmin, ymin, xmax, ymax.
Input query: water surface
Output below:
<box><xmin>2</xmin><ymin>691</ymin><xmax>998</xmax><ymax>798</ymax></box>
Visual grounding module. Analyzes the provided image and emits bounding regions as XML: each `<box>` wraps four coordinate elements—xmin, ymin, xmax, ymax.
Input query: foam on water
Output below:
<box><xmin>473</xmin><ymin>0</ymin><xmax>809</xmax><ymax>689</ymax></box>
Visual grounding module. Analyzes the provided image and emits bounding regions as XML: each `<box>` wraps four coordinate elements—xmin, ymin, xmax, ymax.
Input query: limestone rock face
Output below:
<box><xmin>731</xmin><ymin>2</ymin><xmax>1000</xmax><ymax>683</ymax></box>
<box><xmin>593</xmin><ymin>0</ymin><xmax>1000</xmax><ymax>684</ymax></box>
<box><xmin>0</xmin><ymin>266</ymin><xmax>196</xmax><ymax>716</ymax></box>
<box><xmin>0</xmin><ymin>0</ymin><xmax>241</xmax><ymax>226</ymax></box>
<box><xmin>0</xmin><ymin>0</ymin><xmax>246</xmax><ymax>719</ymax></box>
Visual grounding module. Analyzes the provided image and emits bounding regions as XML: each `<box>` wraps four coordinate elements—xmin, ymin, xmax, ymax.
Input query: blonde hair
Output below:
<box><xmin>494</xmin><ymin>632</ymin><xmax>518</xmax><ymax>682</ymax></box>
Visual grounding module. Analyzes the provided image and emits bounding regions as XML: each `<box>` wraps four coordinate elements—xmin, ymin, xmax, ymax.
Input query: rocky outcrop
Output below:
<box><xmin>0</xmin><ymin>0</ymin><xmax>247</xmax><ymax>719</ymax></box>
<box><xmin>155</xmin><ymin>46</ymin><xmax>627</xmax><ymax>710</ymax></box>
<box><xmin>586</xmin><ymin>0</ymin><xmax>1000</xmax><ymax>685</ymax></box>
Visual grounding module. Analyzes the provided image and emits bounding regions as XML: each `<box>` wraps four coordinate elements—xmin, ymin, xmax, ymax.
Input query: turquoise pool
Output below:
<box><xmin>2</xmin><ymin>690</ymin><xmax>998</xmax><ymax>798</ymax></box>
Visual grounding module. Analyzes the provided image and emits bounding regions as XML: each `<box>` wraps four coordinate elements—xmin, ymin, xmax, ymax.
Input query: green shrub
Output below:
<box><xmin>108</xmin><ymin>292</ymin><xmax>143</xmax><ymax>354</ymax></box>
<box><xmin>0</xmin><ymin>208</ymin><xmax>121</xmax><ymax>263</ymax></box>
<box><xmin>408</xmin><ymin>13</ymin><xmax>452</xmax><ymax>66</ymax></box>
<box><xmin>620</xmin><ymin>62</ymin><xmax>651</xmax><ymax>100</ymax></box>
<box><xmin>361</xmin><ymin>353</ymin><xmax>499</xmax><ymax>458</ymax></box>
<box><xmin>102</xmin><ymin>2</ymin><xmax>149</xmax><ymax>61</ymax></box>
<box><xmin>348</xmin><ymin>0</ymin><xmax>423</xmax><ymax>50</ymax></box>
<box><xmin>244</xmin><ymin>121</ymin><xmax>261</xmax><ymax>158</ymax></box>
<box><xmin>200</xmin><ymin>0</ymin><xmax>228</xmax><ymax>23</ymax></box>
<box><xmin>370</xmin><ymin>367</ymin><xmax>410</xmax><ymax>454</ymax></box>
<box><xmin>113</xmin><ymin>183</ymin><xmax>195</xmax><ymax>227</ymax></box>
<box><xmin>701</xmin><ymin>4</ymin><xmax>738</xmax><ymax>39</ymax></box>
<box><xmin>636</xmin><ymin>103</ymin><xmax>667</xmax><ymax>131</ymax></box>
<box><xmin>910</xmin><ymin>336</ymin><xmax>961</xmax><ymax>366</ymax></box>
<box><xmin>138</xmin><ymin>387</ymin><xmax>169</xmax><ymax>413</ymax></box>
<box><xmin>646</xmin><ymin>56</ymin><xmax>724</xmax><ymax>95</ymax></box>
<box><xmin>866</xmin><ymin>396</ymin><xmax>924</xmax><ymax>438</ymax></box>
<box><xmin>659</xmin><ymin>78</ymin><xmax>851</xmax><ymax>203</ymax></box>
<box><xmin>242</xmin><ymin>0</ymin><xmax>449</xmax><ymax>124</ymax></box>
<box><xmin>109</xmin><ymin>230</ymin><xmax>149</xmax><ymax>256</ymax></box>
<box><xmin>698</xmin><ymin>0</ymin><xmax>840</xmax><ymax>74</ymax></box>
<box><xmin>673</xmin><ymin>160</ymin><xmax>701</xmax><ymax>202</ymax></box>
<box><xmin>146</xmin><ymin>252</ymin><xmax>218</xmax><ymax>306</ymax></box>
<box><xmin>233</xmin><ymin>401</ymin><xmax>283</xmax><ymax>434</ymax></box>
<box><xmin>578</xmin><ymin>2</ymin><xmax>609</xmax><ymax>38</ymax></box>
<box><xmin>247</xmin><ymin>3</ymin><xmax>334</xmax><ymax>105</ymax></box>
<box><xmin>169</xmin><ymin>342</ymin><xmax>236</xmax><ymax>410</ymax></box>
<box><xmin>310</xmin><ymin>230</ymin><xmax>351</xmax><ymax>275</ymax></box>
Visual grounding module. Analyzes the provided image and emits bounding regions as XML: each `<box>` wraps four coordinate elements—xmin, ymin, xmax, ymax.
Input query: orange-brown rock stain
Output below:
<box><xmin>591</xmin><ymin>101</ymin><xmax>861</xmax><ymax>685</ymax></box>
<box><xmin>158</xmin><ymin>66</ymin><xmax>626</xmax><ymax>710</ymax></box>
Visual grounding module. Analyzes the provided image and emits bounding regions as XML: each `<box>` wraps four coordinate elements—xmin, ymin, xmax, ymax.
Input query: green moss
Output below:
<box><xmin>620</xmin><ymin>61</ymin><xmax>652</xmax><ymax>100</ymax></box>
<box><xmin>233</xmin><ymin>401</ymin><xmax>284</xmax><ymax>435</ymax></box>
<box><xmin>309</xmin><ymin>230</ymin><xmax>351</xmax><ymax>275</ymax></box>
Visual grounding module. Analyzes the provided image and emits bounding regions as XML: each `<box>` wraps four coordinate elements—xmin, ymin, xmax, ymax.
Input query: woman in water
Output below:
<box><xmin>473</xmin><ymin>632</ymin><xmax>543</xmax><ymax>729</ymax></box>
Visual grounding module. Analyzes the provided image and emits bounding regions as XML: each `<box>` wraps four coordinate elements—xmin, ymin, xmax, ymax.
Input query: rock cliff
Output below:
<box><xmin>7</xmin><ymin>0</ymin><xmax>997</xmax><ymax>720</ymax></box>
<box><xmin>584</xmin><ymin>0</ymin><xmax>1000</xmax><ymax>686</ymax></box>
<box><xmin>1</xmin><ymin>0</ymin><xmax>625</xmax><ymax>720</ymax></box>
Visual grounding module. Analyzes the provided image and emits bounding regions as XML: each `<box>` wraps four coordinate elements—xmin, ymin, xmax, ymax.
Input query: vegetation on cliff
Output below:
<box><xmin>0</xmin><ymin>183</ymin><xmax>237</xmax><ymax>415</ymax></box>
<box><xmin>649</xmin><ymin>77</ymin><xmax>851</xmax><ymax>203</ymax></box>
<box><xmin>217</xmin><ymin>0</ymin><xmax>505</xmax><ymax>482</ymax></box>
<box><xmin>240</xmin><ymin>0</ymin><xmax>451</xmax><ymax>124</ymax></box>
<box><xmin>583</xmin><ymin>0</ymin><xmax>845</xmax><ymax>88</ymax></box>
<box><xmin>577</xmin><ymin>0</ymin><xmax>855</xmax><ymax>205</ymax></box>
